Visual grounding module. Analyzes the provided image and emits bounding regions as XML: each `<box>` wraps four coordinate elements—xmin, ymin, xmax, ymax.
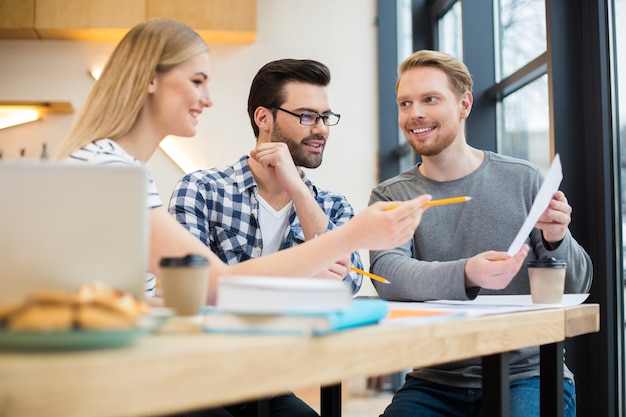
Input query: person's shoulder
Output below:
<box><xmin>313</xmin><ymin>184</ymin><xmax>352</xmax><ymax>204</ymax></box>
<box><xmin>68</xmin><ymin>139</ymin><xmax>135</xmax><ymax>167</ymax></box>
<box><xmin>486</xmin><ymin>151</ymin><xmax>540</xmax><ymax>174</ymax></box>
<box><xmin>374</xmin><ymin>165</ymin><xmax>420</xmax><ymax>190</ymax></box>
<box><xmin>178</xmin><ymin>156</ymin><xmax>252</xmax><ymax>189</ymax></box>
<box><xmin>185</xmin><ymin>156</ymin><xmax>247</xmax><ymax>181</ymax></box>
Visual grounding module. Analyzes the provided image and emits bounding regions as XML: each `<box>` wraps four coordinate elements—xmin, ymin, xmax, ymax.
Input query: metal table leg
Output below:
<box><xmin>321</xmin><ymin>383</ymin><xmax>342</xmax><ymax>417</ymax></box>
<box><xmin>255</xmin><ymin>398</ymin><xmax>270</xmax><ymax>417</ymax></box>
<box><xmin>540</xmin><ymin>342</ymin><xmax>564</xmax><ymax>417</ymax></box>
<box><xmin>483</xmin><ymin>352</ymin><xmax>511</xmax><ymax>417</ymax></box>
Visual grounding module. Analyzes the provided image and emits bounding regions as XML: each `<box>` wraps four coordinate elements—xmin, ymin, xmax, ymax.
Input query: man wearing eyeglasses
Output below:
<box><xmin>167</xmin><ymin>59</ymin><xmax>362</xmax><ymax>417</ymax></box>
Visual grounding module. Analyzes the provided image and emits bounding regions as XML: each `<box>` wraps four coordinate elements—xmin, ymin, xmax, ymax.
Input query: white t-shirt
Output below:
<box><xmin>256</xmin><ymin>193</ymin><xmax>293</xmax><ymax>256</ymax></box>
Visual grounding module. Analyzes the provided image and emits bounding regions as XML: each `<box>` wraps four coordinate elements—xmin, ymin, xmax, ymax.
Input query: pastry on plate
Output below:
<box><xmin>8</xmin><ymin>304</ymin><xmax>74</xmax><ymax>331</ymax></box>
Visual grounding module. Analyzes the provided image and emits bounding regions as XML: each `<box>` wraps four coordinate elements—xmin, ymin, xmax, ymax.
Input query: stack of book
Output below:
<box><xmin>201</xmin><ymin>276</ymin><xmax>389</xmax><ymax>336</ymax></box>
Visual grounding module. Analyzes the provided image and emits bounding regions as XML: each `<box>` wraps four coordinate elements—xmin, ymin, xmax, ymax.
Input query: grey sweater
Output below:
<box><xmin>369</xmin><ymin>151</ymin><xmax>593</xmax><ymax>387</ymax></box>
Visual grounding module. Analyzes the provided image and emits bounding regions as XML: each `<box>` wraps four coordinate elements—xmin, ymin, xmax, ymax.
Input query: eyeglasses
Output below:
<box><xmin>274</xmin><ymin>107</ymin><xmax>341</xmax><ymax>126</ymax></box>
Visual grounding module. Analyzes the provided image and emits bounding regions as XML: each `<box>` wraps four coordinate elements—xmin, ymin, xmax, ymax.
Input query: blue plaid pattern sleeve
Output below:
<box><xmin>168</xmin><ymin>156</ymin><xmax>363</xmax><ymax>294</ymax></box>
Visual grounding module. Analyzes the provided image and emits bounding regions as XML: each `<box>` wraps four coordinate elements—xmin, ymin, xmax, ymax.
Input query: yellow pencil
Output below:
<box><xmin>351</xmin><ymin>266</ymin><xmax>390</xmax><ymax>284</ymax></box>
<box><xmin>423</xmin><ymin>196</ymin><xmax>472</xmax><ymax>207</ymax></box>
<box><xmin>385</xmin><ymin>196</ymin><xmax>471</xmax><ymax>211</ymax></box>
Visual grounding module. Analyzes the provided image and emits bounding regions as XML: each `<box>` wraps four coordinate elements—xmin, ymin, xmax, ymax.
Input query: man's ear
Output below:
<box><xmin>459</xmin><ymin>91</ymin><xmax>473</xmax><ymax>120</ymax></box>
<box><xmin>254</xmin><ymin>107</ymin><xmax>273</xmax><ymax>133</ymax></box>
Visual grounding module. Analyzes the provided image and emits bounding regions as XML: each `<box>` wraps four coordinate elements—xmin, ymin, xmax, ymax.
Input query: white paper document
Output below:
<box><xmin>507</xmin><ymin>154</ymin><xmax>563</xmax><ymax>256</ymax></box>
<box><xmin>424</xmin><ymin>294</ymin><xmax>590</xmax><ymax>317</ymax></box>
<box><xmin>379</xmin><ymin>294</ymin><xmax>590</xmax><ymax>325</ymax></box>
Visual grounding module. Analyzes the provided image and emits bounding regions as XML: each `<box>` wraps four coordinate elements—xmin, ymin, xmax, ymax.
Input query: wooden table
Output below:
<box><xmin>0</xmin><ymin>304</ymin><xmax>599</xmax><ymax>417</ymax></box>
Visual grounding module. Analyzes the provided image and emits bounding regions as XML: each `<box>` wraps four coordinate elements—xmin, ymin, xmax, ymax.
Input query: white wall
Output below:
<box><xmin>0</xmin><ymin>0</ymin><xmax>382</xmax><ymax>294</ymax></box>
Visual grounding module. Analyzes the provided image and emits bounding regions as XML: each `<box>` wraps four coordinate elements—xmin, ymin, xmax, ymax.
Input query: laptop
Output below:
<box><xmin>0</xmin><ymin>161</ymin><xmax>148</xmax><ymax>302</ymax></box>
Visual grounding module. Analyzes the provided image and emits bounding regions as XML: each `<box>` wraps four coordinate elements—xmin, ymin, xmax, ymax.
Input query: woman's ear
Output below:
<box><xmin>147</xmin><ymin>76</ymin><xmax>158</xmax><ymax>94</ymax></box>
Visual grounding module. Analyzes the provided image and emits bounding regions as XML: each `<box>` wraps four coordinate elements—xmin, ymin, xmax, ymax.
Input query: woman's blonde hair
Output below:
<box><xmin>55</xmin><ymin>18</ymin><xmax>208</xmax><ymax>159</ymax></box>
<box><xmin>395</xmin><ymin>50</ymin><xmax>473</xmax><ymax>98</ymax></box>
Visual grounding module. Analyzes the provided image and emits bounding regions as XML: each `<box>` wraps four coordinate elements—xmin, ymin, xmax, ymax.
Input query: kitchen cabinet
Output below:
<box><xmin>0</xmin><ymin>0</ymin><xmax>38</xmax><ymax>39</ymax></box>
<box><xmin>0</xmin><ymin>0</ymin><xmax>256</xmax><ymax>43</ymax></box>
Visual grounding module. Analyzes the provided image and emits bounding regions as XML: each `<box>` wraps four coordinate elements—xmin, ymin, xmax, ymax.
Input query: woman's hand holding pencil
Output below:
<box><xmin>362</xmin><ymin>196</ymin><xmax>471</xmax><ymax>284</ymax></box>
<box><xmin>340</xmin><ymin>195</ymin><xmax>470</xmax><ymax>255</ymax></box>
<box><xmin>349</xmin><ymin>195</ymin><xmax>431</xmax><ymax>251</ymax></box>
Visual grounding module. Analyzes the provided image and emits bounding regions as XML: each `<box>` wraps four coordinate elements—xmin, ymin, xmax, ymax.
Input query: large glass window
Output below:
<box><xmin>438</xmin><ymin>2</ymin><xmax>463</xmax><ymax>60</ymax></box>
<box><xmin>397</xmin><ymin>0</ymin><xmax>417</xmax><ymax>173</ymax></box>
<box><xmin>492</xmin><ymin>0</ymin><xmax>550</xmax><ymax>171</ymax></box>
<box><xmin>496</xmin><ymin>0</ymin><xmax>546</xmax><ymax>81</ymax></box>
<box><xmin>498</xmin><ymin>74</ymin><xmax>550</xmax><ymax>172</ymax></box>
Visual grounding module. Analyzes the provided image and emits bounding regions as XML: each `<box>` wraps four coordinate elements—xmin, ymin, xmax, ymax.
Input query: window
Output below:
<box><xmin>499</xmin><ymin>74</ymin><xmax>550</xmax><ymax>172</ymax></box>
<box><xmin>494</xmin><ymin>0</ymin><xmax>550</xmax><ymax>169</ymax></box>
<box><xmin>438</xmin><ymin>1</ymin><xmax>463</xmax><ymax>60</ymax></box>
<box><xmin>496</xmin><ymin>0</ymin><xmax>546</xmax><ymax>80</ymax></box>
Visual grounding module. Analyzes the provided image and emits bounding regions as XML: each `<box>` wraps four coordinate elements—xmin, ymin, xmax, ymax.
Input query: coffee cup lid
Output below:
<box><xmin>159</xmin><ymin>254</ymin><xmax>209</xmax><ymax>267</ymax></box>
<box><xmin>527</xmin><ymin>257</ymin><xmax>566</xmax><ymax>268</ymax></box>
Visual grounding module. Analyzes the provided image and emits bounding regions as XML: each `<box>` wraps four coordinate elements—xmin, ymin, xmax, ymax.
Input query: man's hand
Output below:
<box><xmin>464</xmin><ymin>244</ymin><xmax>530</xmax><ymax>290</ymax></box>
<box><xmin>536</xmin><ymin>190</ymin><xmax>571</xmax><ymax>247</ymax></box>
<box><xmin>250</xmin><ymin>143</ymin><xmax>303</xmax><ymax>193</ymax></box>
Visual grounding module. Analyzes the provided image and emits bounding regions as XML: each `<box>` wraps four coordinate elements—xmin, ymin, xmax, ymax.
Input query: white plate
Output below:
<box><xmin>0</xmin><ymin>308</ymin><xmax>175</xmax><ymax>351</ymax></box>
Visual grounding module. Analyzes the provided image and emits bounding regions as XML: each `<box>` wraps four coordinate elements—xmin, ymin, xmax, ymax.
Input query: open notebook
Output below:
<box><xmin>0</xmin><ymin>161</ymin><xmax>148</xmax><ymax>302</ymax></box>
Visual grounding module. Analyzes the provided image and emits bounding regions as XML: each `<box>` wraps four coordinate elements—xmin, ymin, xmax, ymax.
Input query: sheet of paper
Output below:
<box><xmin>423</xmin><ymin>294</ymin><xmax>589</xmax><ymax>317</ymax></box>
<box><xmin>381</xmin><ymin>294</ymin><xmax>590</xmax><ymax>323</ymax></box>
<box><xmin>507</xmin><ymin>154</ymin><xmax>563</xmax><ymax>256</ymax></box>
<box><xmin>427</xmin><ymin>294</ymin><xmax>589</xmax><ymax>308</ymax></box>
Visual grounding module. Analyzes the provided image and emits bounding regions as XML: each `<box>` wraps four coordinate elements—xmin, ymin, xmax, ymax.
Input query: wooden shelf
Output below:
<box><xmin>0</xmin><ymin>101</ymin><xmax>74</xmax><ymax>130</ymax></box>
<box><xmin>0</xmin><ymin>101</ymin><xmax>74</xmax><ymax>115</ymax></box>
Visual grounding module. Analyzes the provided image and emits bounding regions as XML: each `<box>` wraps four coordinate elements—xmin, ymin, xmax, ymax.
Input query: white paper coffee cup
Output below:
<box><xmin>527</xmin><ymin>257</ymin><xmax>566</xmax><ymax>304</ymax></box>
<box><xmin>159</xmin><ymin>254</ymin><xmax>209</xmax><ymax>315</ymax></box>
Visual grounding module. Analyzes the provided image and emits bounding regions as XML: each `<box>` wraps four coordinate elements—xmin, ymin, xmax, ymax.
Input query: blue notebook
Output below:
<box><xmin>201</xmin><ymin>298</ymin><xmax>389</xmax><ymax>336</ymax></box>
